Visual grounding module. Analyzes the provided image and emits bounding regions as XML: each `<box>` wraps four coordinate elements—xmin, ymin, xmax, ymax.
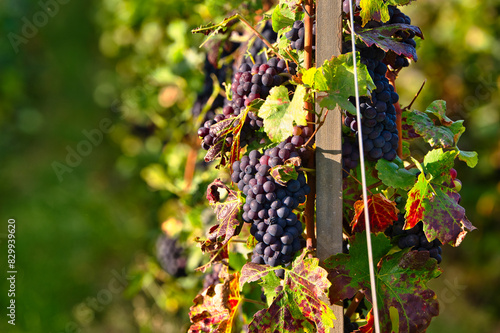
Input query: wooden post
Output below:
<box><xmin>315</xmin><ymin>0</ymin><xmax>344</xmax><ymax>332</ymax></box>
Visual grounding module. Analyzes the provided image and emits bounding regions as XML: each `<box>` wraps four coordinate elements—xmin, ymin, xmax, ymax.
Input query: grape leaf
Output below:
<box><xmin>458</xmin><ymin>150</ymin><xmax>478</xmax><ymax>168</ymax></box>
<box><xmin>272</xmin><ymin>3</ymin><xmax>295</xmax><ymax>32</ymax></box>
<box><xmin>359</xmin><ymin>0</ymin><xmax>415</xmax><ymax>26</ymax></box>
<box><xmin>189</xmin><ymin>266</ymin><xmax>241</xmax><ymax>333</ymax></box>
<box><xmin>258</xmin><ymin>85</ymin><xmax>308</xmax><ymax>143</ymax></box>
<box><xmin>351</xmin><ymin>193</ymin><xmax>399</xmax><ymax>233</ymax></box>
<box><xmin>405</xmin><ymin>172</ymin><xmax>476</xmax><ymax>246</ymax></box>
<box><xmin>269</xmin><ymin>159</ymin><xmax>300</xmax><ymax>185</ymax></box>
<box><xmin>247</xmin><ymin>251</ymin><xmax>336</xmax><ymax>333</ymax></box>
<box><xmin>324</xmin><ymin>233</ymin><xmax>441</xmax><ymax>333</ymax></box>
<box><xmin>423</xmin><ymin>148</ymin><xmax>458</xmax><ymax>184</ymax></box>
<box><xmin>356</xmin><ymin>24</ymin><xmax>424</xmax><ymax>60</ymax></box>
<box><xmin>376</xmin><ymin>157</ymin><xmax>417</xmax><ymax>190</ymax></box>
<box><xmin>239</xmin><ymin>262</ymin><xmax>282</xmax><ymax>306</ymax></box>
<box><xmin>405</xmin><ymin>100</ymin><xmax>467</xmax><ymax>148</ymax></box>
<box><xmin>425</xmin><ymin>100</ymin><xmax>453</xmax><ymax>125</ymax></box>
<box><xmin>302</xmin><ymin>53</ymin><xmax>376</xmax><ymax>115</ymax></box>
<box><xmin>343</xmin><ymin>175</ymin><xmax>362</xmax><ymax>222</ymax></box>
<box><xmin>201</xmin><ymin>179</ymin><xmax>243</xmax><ymax>254</ymax></box>
<box><xmin>405</xmin><ymin>110</ymin><xmax>456</xmax><ymax>148</ymax></box>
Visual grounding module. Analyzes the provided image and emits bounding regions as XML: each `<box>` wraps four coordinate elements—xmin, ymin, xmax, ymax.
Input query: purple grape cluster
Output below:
<box><xmin>203</xmin><ymin>263</ymin><xmax>222</xmax><ymax>289</ymax></box>
<box><xmin>155</xmin><ymin>235</ymin><xmax>187</xmax><ymax>277</ymax></box>
<box><xmin>343</xmin><ymin>45</ymin><xmax>399</xmax><ymax>167</ymax></box>
<box><xmin>386</xmin><ymin>214</ymin><xmax>442</xmax><ymax>264</ymax></box>
<box><xmin>387</xmin><ymin>6</ymin><xmax>416</xmax><ymax>70</ymax></box>
<box><xmin>285</xmin><ymin>20</ymin><xmax>316</xmax><ymax>52</ymax></box>
<box><xmin>198</xmin><ymin>57</ymin><xmax>297</xmax><ymax>151</ymax></box>
<box><xmin>341</xmin><ymin>136</ymin><xmax>360</xmax><ymax>177</ymax></box>
<box><xmin>230</xmin><ymin>143</ymin><xmax>310</xmax><ymax>272</ymax></box>
<box><xmin>243</xmin><ymin>21</ymin><xmax>278</xmax><ymax>65</ymax></box>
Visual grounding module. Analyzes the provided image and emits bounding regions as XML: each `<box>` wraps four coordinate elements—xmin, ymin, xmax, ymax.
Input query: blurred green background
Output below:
<box><xmin>0</xmin><ymin>0</ymin><xmax>499</xmax><ymax>332</ymax></box>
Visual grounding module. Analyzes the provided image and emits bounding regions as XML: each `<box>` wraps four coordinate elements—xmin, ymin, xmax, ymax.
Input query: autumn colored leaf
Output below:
<box><xmin>200</xmin><ymin>179</ymin><xmax>243</xmax><ymax>255</ymax></box>
<box><xmin>189</xmin><ymin>266</ymin><xmax>241</xmax><ymax>333</ymax></box>
<box><xmin>245</xmin><ymin>251</ymin><xmax>336</xmax><ymax>333</ymax></box>
<box><xmin>351</xmin><ymin>193</ymin><xmax>399</xmax><ymax>233</ymax></box>
<box><xmin>324</xmin><ymin>233</ymin><xmax>441</xmax><ymax>333</ymax></box>
<box><xmin>269</xmin><ymin>157</ymin><xmax>301</xmax><ymax>185</ymax></box>
<box><xmin>357</xmin><ymin>24</ymin><xmax>423</xmax><ymax>60</ymax></box>
<box><xmin>405</xmin><ymin>172</ymin><xmax>476</xmax><ymax>246</ymax></box>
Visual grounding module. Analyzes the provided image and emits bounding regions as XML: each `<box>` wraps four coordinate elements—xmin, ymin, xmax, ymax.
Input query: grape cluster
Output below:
<box><xmin>243</xmin><ymin>21</ymin><xmax>278</xmax><ymax>65</ymax></box>
<box><xmin>203</xmin><ymin>263</ymin><xmax>222</xmax><ymax>289</ymax></box>
<box><xmin>344</xmin><ymin>316</ymin><xmax>359</xmax><ymax>333</ymax></box>
<box><xmin>198</xmin><ymin>58</ymin><xmax>297</xmax><ymax>151</ymax></box>
<box><xmin>341</xmin><ymin>136</ymin><xmax>360</xmax><ymax>177</ymax></box>
<box><xmin>191</xmin><ymin>56</ymin><xmax>228</xmax><ymax>121</ymax></box>
<box><xmin>230</xmin><ymin>143</ymin><xmax>310</xmax><ymax>270</ymax></box>
<box><xmin>156</xmin><ymin>235</ymin><xmax>187</xmax><ymax>277</ymax></box>
<box><xmin>386</xmin><ymin>214</ymin><xmax>443</xmax><ymax>264</ymax></box>
<box><xmin>343</xmin><ymin>45</ymin><xmax>399</xmax><ymax>166</ymax></box>
<box><xmin>285</xmin><ymin>20</ymin><xmax>316</xmax><ymax>52</ymax></box>
<box><xmin>387</xmin><ymin>6</ymin><xmax>416</xmax><ymax>70</ymax></box>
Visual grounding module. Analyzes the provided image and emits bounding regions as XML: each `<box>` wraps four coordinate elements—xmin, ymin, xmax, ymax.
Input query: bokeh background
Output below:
<box><xmin>0</xmin><ymin>0</ymin><xmax>499</xmax><ymax>332</ymax></box>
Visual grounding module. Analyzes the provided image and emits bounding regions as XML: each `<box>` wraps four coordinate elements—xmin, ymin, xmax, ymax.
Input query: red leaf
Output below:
<box><xmin>351</xmin><ymin>193</ymin><xmax>399</xmax><ymax>233</ymax></box>
<box><xmin>200</xmin><ymin>179</ymin><xmax>243</xmax><ymax>254</ymax></box>
<box><xmin>247</xmin><ymin>251</ymin><xmax>336</xmax><ymax>333</ymax></box>
<box><xmin>405</xmin><ymin>174</ymin><xmax>476</xmax><ymax>246</ymax></box>
<box><xmin>358</xmin><ymin>309</ymin><xmax>374</xmax><ymax>333</ymax></box>
<box><xmin>189</xmin><ymin>266</ymin><xmax>241</xmax><ymax>333</ymax></box>
<box><xmin>356</xmin><ymin>24</ymin><xmax>424</xmax><ymax>61</ymax></box>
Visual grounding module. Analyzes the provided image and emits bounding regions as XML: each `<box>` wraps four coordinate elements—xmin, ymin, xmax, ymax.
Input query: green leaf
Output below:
<box><xmin>423</xmin><ymin>149</ymin><xmax>459</xmax><ymax>184</ymax></box>
<box><xmin>458</xmin><ymin>150</ymin><xmax>478</xmax><ymax>168</ymax></box>
<box><xmin>271</xmin><ymin>4</ymin><xmax>296</xmax><ymax>32</ymax></box>
<box><xmin>425</xmin><ymin>100</ymin><xmax>452</xmax><ymax>125</ymax></box>
<box><xmin>324</xmin><ymin>232</ymin><xmax>441</xmax><ymax>333</ymax></box>
<box><xmin>248</xmin><ymin>251</ymin><xmax>336</xmax><ymax>333</ymax></box>
<box><xmin>376</xmin><ymin>157</ymin><xmax>417</xmax><ymax>190</ymax></box>
<box><xmin>359</xmin><ymin>0</ymin><xmax>415</xmax><ymax>26</ymax></box>
<box><xmin>405</xmin><ymin>172</ymin><xmax>477</xmax><ymax>246</ymax></box>
<box><xmin>405</xmin><ymin>110</ymin><xmax>456</xmax><ymax>148</ymax></box>
<box><xmin>302</xmin><ymin>53</ymin><xmax>375</xmax><ymax>114</ymax></box>
<box><xmin>258</xmin><ymin>85</ymin><xmax>308</xmax><ymax>143</ymax></box>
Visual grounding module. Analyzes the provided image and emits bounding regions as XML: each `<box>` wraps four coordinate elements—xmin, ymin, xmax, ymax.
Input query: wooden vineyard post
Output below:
<box><xmin>315</xmin><ymin>0</ymin><xmax>344</xmax><ymax>332</ymax></box>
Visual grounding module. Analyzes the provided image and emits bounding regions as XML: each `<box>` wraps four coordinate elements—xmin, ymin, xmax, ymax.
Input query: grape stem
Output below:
<box><xmin>344</xmin><ymin>168</ymin><xmax>375</xmax><ymax>195</ymax></box>
<box><xmin>403</xmin><ymin>80</ymin><xmax>426</xmax><ymax>111</ymax></box>
<box><xmin>242</xmin><ymin>298</ymin><xmax>266</xmax><ymax>306</ymax></box>
<box><xmin>304</xmin><ymin>108</ymin><xmax>329</xmax><ymax>147</ymax></box>
<box><xmin>386</xmin><ymin>70</ymin><xmax>403</xmax><ymax>159</ymax></box>
<box><xmin>345</xmin><ymin>291</ymin><xmax>366</xmax><ymax>318</ymax></box>
<box><xmin>237</xmin><ymin>15</ymin><xmax>299</xmax><ymax>65</ymax></box>
<box><xmin>304</xmin><ymin>0</ymin><xmax>316</xmax><ymax>254</ymax></box>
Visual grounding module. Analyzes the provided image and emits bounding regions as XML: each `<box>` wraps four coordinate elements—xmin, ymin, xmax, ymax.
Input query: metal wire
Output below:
<box><xmin>347</xmin><ymin>1</ymin><xmax>381</xmax><ymax>332</ymax></box>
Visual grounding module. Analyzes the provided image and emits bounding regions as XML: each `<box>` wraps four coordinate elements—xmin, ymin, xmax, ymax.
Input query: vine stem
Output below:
<box><xmin>386</xmin><ymin>70</ymin><xmax>403</xmax><ymax>159</ymax></box>
<box><xmin>403</xmin><ymin>80</ymin><xmax>426</xmax><ymax>111</ymax></box>
<box><xmin>344</xmin><ymin>168</ymin><xmax>374</xmax><ymax>196</ymax></box>
<box><xmin>304</xmin><ymin>108</ymin><xmax>329</xmax><ymax>148</ymax></box>
<box><xmin>242</xmin><ymin>298</ymin><xmax>266</xmax><ymax>306</ymax></box>
<box><xmin>237</xmin><ymin>15</ymin><xmax>298</xmax><ymax>65</ymax></box>
<box><xmin>345</xmin><ymin>291</ymin><xmax>366</xmax><ymax>318</ymax></box>
<box><xmin>304</xmin><ymin>0</ymin><xmax>316</xmax><ymax>254</ymax></box>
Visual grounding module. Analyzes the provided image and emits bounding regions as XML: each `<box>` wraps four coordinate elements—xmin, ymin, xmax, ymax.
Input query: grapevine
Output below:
<box><xmin>188</xmin><ymin>1</ymin><xmax>478</xmax><ymax>332</ymax></box>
